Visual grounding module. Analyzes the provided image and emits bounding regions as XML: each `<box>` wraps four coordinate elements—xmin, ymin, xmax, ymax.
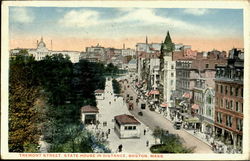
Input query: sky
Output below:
<box><xmin>9</xmin><ymin>7</ymin><xmax>243</xmax><ymax>52</ymax></box>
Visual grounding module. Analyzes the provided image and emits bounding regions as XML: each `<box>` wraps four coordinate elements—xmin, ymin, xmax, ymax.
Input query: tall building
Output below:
<box><xmin>159</xmin><ymin>31</ymin><xmax>176</xmax><ymax>109</ymax></box>
<box><xmin>214</xmin><ymin>48</ymin><xmax>244</xmax><ymax>152</ymax></box>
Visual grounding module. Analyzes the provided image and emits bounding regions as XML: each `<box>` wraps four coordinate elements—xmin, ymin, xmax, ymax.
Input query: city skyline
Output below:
<box><xmin>9</xmin><ymin>7</ymin><xmax>243</xmax><ymax>52</ymax></box>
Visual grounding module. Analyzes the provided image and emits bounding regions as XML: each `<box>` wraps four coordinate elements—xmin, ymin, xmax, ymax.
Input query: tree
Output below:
<box><xmin>151</xmin><ymin>127</ymin><xmax>195</xmax><ymax>153</ymax></box>
<box><xmin>9</xmin><ymin>55</ymin><xmax>41</xmax><ymax>152</ymax></box>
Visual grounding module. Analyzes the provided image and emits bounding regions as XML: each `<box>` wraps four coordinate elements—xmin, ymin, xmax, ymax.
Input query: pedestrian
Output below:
<box><xmin>118</xmin><ymin>144</ymin><xmax>123</xmax><ymax>152</ymax></box>
<box><xmin>144</xmin><ymin>129</ymin><xmax>146</xmax><ymax>135</ymax></box>
<box><xmin>108</xmin><ymin>128</ymin><xmax>111</xmax><ymax>134</ymax></box>
<box><xmin>101</xmin><ymin>132</ymin><xmax>104</xmax><ymax>138</ymax></box>
<box><xmin>106</xmin><ymin>132</ymin><xmax>109</xmax><ymax>139</ymax></box>
<box><xmin>146</xmin><ymin>140</ymin><xmax>149</xmax><ymax>147</ymax></box>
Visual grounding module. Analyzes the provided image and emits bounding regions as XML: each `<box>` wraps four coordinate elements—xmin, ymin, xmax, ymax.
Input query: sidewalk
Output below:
<box><xmin>92</xmin><ymin>78</ymin><xmax>156</xmax><ymax>153</ymax></box>
<box><xmin>129</xmin><ymin>79</ymin><xmax>213</xmax><ymax>148</ymax></box>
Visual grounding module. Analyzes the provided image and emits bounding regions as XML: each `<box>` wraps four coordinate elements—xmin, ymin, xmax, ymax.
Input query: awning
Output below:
<box><xmin>191</xmin><ymin>104</ymin><xmax>199</xmax><ymax>110</ymax></box>
<box><xmin>184</xmin><ymin>117</ymin><xmax>200</xmax><ymax>123</ymax></box>
<box><xmin>145</xmin><ymin>91</ymin><xmax>150</xmax><ymax>96</ymax></box>
<box><xmin>149</xmin><ymin>90</ymin><xmax>160</xmax><ymax>95</ymax></box>
<box><xmin>182</xmin><ymin>92</ymin><xmax>191</xmax><ymax>99</ymax></box>
<box><xmin>179</xmin><ymin>100</ymin><xmax>186</xmax><ymax>106</ymax></box>
<box><xmin>160</xmin><ymin>103</ymin><xmax>168</xmax><ymax>108</ymax></box>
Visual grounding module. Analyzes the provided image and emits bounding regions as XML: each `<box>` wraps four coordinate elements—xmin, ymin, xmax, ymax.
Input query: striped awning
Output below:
<box><xmin>160</xmin><ymin>103</ymin><xmax>168</xmax><ymax>108</ymax></box>
<box><xmin>192</xmin><ymin>104</ymin><xmax>199</xmax><ymax>110</ymax></box>
<box><xmin>149</xmin><ymin>90</ymin><xmax>160</xmax><ymax>95</ymax></box>
<box><xmin>182</xmin><ymin>92</ymin><xmax>191</xmax><ymax>99</ymax></box>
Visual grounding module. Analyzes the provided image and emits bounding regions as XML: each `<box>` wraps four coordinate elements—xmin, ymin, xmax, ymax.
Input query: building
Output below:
<box><xmin>121</xmin><ymin>48</ymin><xmax>136</xmax><ymax>57</ymax></box>
<box><xmin>158</xmin><ymin>31</ymin><xmax>176</xmax><ymax>115</ymax></box>
<box><xmin>214</xmin><ymin>48</ymin><xmax>244</xmax><ymax>152</ymax></box>
<box><xmin>10</xmin><ymin>37</ymin><xmax>81</xmax><ymax>63</ymax></box>
<box><xmin>123</xmin><ymin>58</ymin><xmax>137</xmax><ymax>72</ymax></box>
<box><xmin>81</xmin><ymin>44</ymin><xmax>107</xmax><ymax>63</ymax></box>
<box><xmin>114</xmin><ymin>114</ymin><xmax>141</xmax><ymax>138</ymax></box>
<box><xmin>81</xmin><ymin>105</ymin><xmax>99</xmax><ymax>124</ymax></box>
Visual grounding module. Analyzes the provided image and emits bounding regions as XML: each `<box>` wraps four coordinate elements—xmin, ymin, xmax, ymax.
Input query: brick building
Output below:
<box><xmin>214</xmin><ymin>48</ymin><xmax>244</xmax><ymax>152</ymax></box>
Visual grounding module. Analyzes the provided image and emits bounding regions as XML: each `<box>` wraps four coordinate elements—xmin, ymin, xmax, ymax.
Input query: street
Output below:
<box><xmin>120</xmin><ymin>75</ymin><xmax>214</xmax><ymax>154</ymax></box>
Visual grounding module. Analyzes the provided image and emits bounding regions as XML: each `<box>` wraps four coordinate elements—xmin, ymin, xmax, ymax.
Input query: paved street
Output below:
<box><xmin>87</xmin><ymin>78</ymin><xmax>156</xmax><ymax>153</ymax></box>
<box><xmin>120</xmin><ymin>75</ymin><xmax>214</xmax><ymax>154</ymax></box>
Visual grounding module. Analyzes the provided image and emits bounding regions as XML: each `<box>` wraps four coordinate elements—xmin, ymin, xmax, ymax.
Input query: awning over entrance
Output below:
<box><xmin>182</xmin><ymin>92</ymin><xmax>191</xmax><ymax>99</ymax></box>
<box><xmin>191</xmin><ymin>104</ymin><xmax>199</xmax><ymax>110</ymax></box>
<box><xmin>184</xmin><ymin>117</ymin><xmax>200</xmax><ymax>123</ymax></box>
<box><xmin>149</xmin><ymin>90</ymin><xmax>160</xmax><ymax>95</ymax></box>
<box><xmin>160</xmin><ymin>103</ymin><xmax>168</xmax><ymax>108</ymax></box>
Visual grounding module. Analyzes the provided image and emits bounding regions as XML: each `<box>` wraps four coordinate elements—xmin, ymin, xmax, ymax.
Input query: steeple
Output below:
<box><xmin>146</xmin><ymin>36</ymin><xmax>148</xmax><ymax>44</ymax></box>
<box><xmin>161</xmin><ymin>30</ymin><xmax>174</xmax><ymax>55</ymax></box>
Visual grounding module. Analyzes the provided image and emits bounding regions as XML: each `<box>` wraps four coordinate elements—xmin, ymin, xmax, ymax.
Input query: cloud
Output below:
<box><xmin>10</xmin><ymin>8</ymin><xmax>34</xmax><ymax>23</ymax></box>
<box><xmin>183</xmin><ymin>8</ymin><xmax>209</xmax><ymax>16</ymax></box>
<box><xmin>58</xmin><ymin>9</ymin><xmax>100</xmax><ymax>27</ymax></box>
<box><xmin>57</xmin><ymin>8</ymin><xmax>233</xmax><ymax>38</ymax></box>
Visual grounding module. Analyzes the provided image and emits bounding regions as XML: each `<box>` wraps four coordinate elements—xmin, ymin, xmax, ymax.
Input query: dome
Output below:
<box><xmin>37</xmin><ymin>37</ymin><xmax>46</xmax><ymax>49</ymax></box>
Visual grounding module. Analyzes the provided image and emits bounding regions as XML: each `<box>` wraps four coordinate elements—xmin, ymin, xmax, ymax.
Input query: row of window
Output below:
<box><xmin>95</xmin><ymin>93</ymin><xmax>103</xmax><ymax>96</ymax></box>
<box><xmin>216</xmin><ymin>84</ymin><xmax>243</xmax><ymax>98</ymax></box>
<box><xmin>216</xmin><ymin>68</ymin><xmax>243</xmax><ymax>80</ymax></box>
<box><xmin>176</xmin><ymin>61</ymin><xmax>191</xmax><ymax>68</ymax></box>
<box><xmin>124</xmin><ymin>126</ymin><xmax>137</xmax><ymax>130</ymax></box>
<box><xmin>216</xmin><ymin>112</ymin><xmax>243</xmax><ymax>131</ymax></box>
<box><xmin>177</xmin><ymin>71</ymin><xmax>190</xmax><ymax>78</ymax></box>
<box><xmin>216</xmin><ymin>98</ymin><xmax>243</xmax><ymax>113</ymax></box>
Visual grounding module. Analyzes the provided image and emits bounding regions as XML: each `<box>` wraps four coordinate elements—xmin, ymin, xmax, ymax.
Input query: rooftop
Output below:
<box><xmin>95</xmin><ymin>89</ymin><xmax>105</xmax><ymax>93</ymax></box>
<box><xmin>81</xmin><ymin>105</ymin><xmax>99</xmax><ymax>113</ymax></box>
<box><xmin>115</xmin><ymin>114</ymin><xmax>141</xmax><ymax>125</ymax></box>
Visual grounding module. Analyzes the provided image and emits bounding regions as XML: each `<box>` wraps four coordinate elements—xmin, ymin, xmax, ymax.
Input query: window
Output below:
<box><xmin>226</xmin><ymin>99</ymin><xmax>229</xmax><ymax>109</ymax></box>
<box><xmin>171</xmin><ymin>80</ymin><xmax>173</xmax><ymax>86</ymax></box>
<box><xmin>226</xmin><ymin>115</ymin><xmax>233</xmax><ymax>127</ymax></box>
<box><xmin>217</xmin><ymin>112</ymin><xmax>222</xmax><ymax>124</ymax></box>
<box><xmin>216</xmin><ymin>84</ymin><xmax>218</xmax><ymax>92</ymax></box>
<box><xmin>230</xmin><ymin>87</ymin><xmax>234</xmax><ymax>96</ymax></box>
<box><xmin>241</xmin><ymin>88</ymin><xmax>243</xmax><ymax>97</ymax></box>
<box><xmin>225</xmin><ymin>86</ymin><xmax>228</xmax><ymax>95</ymax></box>
<box><xmin>133</xmin><ymin>126</ymin><xmax>136</xmax><ymax>130</ymax></box>
<box><xmin>236</xmin><ymin>102</ymin><xmax>240</xmax><ymax>112</ymax></box>
<box><xmin>171</xmin><ymin>72</ymin><xmax>174</xmax><ymax>77</ymax></box>
<box><xmin>235</xmin><ymin>88</ymin><xmax>239</xmax><ymax>96</ymax></box>
<box><xmin>220</xmin><ymin>85</ymin><xmax>223</xmax><ymax>94</ymax></box>
<box><xmin>230</xmin><ymin>100</ymin><xmax>233</xmax><ymax>110</ymax></box>
<box><xmin>128</xmin><ymin>126</ymin><xmax>133</xmax><ymax>130</ymax></box>
<box><xmin>207</xmin><ymin>95</ymin><xmax>212</xmax><ymax>104</ymax></box>
<box><xmin>237</xmin><ymin>118</ymin><xmax>243</xmax><ymax>131</ymax></box>
<box><xmin>220</xmin><ymin>99</ymin><xmax>223</xmax><ymax>108</ymax></box>
<box><xmin>171</xmin><ymin>65</ymin><xmax>174</xmax><ymax>69</ymax></box>
<box><xmin>206</xmin><ymin>64</ymin><xmax>209</xmax><ymax>68</ymax></box>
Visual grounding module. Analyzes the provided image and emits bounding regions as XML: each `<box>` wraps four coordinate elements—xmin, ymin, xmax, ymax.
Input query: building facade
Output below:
<box><xmin>214</xmin><ymin>48</ymin><xmax>244</xmax><ymax>152</ymax></box>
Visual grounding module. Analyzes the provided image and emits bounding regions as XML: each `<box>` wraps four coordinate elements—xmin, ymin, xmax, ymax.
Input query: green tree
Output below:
<box><xmin>112</xmin><ymin>79</ymin><xmax>121</xmax><ymax>94</ymax></box>
<box><xmin>151</xmin><ymin>127</ymin><xmax>195</xmax><ymax>153</ymax></box>
<box><xmin>9</xmin><ymin>55</ymin><xmax>41</xmax><ymax>152</ymax></box>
